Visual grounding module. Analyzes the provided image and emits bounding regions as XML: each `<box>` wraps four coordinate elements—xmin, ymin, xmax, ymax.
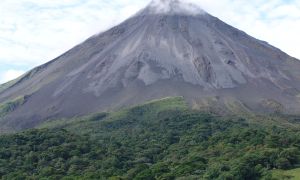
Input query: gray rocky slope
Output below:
<box><xmin>1</xmin><ymin>0</ymin><xmax>300</xmax><ymax>132</ymax></box>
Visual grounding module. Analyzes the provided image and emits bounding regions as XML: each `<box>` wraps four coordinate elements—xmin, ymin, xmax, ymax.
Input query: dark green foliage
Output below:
<box><xmin>0</xmin><ymin>98</ymin><xmax>300</xmax><ymax>179</ymax></box>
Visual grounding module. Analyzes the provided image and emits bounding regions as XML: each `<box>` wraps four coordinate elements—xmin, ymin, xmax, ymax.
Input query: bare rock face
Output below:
<box><xmin>0</xmin><ymin>0</ymin><xmax>300</xmax><ymax>132</ymax></box>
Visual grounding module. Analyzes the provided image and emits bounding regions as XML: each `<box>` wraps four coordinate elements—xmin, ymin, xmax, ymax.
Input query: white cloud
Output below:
<box><xmin>0</xmin><ymin>0</ymin><xmax>149</xmax><ymax>67</ymax></box>
<box><xmin>0</xmin><ymin>69</ymin><xmax>25</xmax><ymax>84</ymax></box>
<box><xmin>149</xmin><ymin>0</ymin><xmax>205</xmax><ymax>15</ymax></box>
<box><xmin>0</xmin><ymin>0</ymin><xmax>299</xmax><ymax>84</ymax></box>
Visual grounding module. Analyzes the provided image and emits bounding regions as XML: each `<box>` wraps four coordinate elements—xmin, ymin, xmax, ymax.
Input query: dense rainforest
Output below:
<box><xmin>0</xmin><ymin>97</ymin><xmax>300</xmax><ymax>179</ymax></box>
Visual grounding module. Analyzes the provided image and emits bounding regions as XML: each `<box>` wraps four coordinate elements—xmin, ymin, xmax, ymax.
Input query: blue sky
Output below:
<box><xmin>0</xmin><ymin>0</ymin><xmax>299</xmax><ymax>83</ymax></box>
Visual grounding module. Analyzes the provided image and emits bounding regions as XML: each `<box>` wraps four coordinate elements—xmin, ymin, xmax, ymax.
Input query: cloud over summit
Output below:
<box><xmin>147</xmin><ymin>0</ymin><xmax>205</xmax><ymax>15</ymax></box>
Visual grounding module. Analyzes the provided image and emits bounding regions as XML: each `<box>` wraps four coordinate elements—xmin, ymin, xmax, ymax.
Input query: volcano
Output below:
<box><xmin>1</xmin><ymin>0</ymin><xmax>300</xmax><ymax>132</ymax></box>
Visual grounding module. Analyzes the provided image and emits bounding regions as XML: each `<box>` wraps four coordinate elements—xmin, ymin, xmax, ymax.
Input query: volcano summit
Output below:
<box><xmin>0</xmin><ymin>0</ymin><xmax>300</xmax><ymax>132</ymax></box>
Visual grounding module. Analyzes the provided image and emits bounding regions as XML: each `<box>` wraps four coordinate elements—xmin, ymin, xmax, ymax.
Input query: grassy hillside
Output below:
<box><xmin>0</xmin><ymin>81</ymin><xmax>14</xmax><ymax>94</ymax></box>
<box><xmin>0</xmin><ymin>97</ymin><xmax>300</xmax><ymax>179</ymax></box>
<box><xmin>0</xmin><ymin>76</ymin><xmax>22</xmax><ymax>94</ymax></box>
<box><xmin>0</xmin><ymin>96</ymin><xmax>27</xmax><ymax>118</ymax></box>
<box><xmin>272</xmin><ymin>168</ymin><xmax>300</xmax><ymax>179</ymax></box>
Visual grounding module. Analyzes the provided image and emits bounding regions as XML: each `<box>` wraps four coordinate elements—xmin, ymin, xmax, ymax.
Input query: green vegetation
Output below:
<box><xmin>272</xmin><ymin>168</ymin><xmax>300</xmax><ymax>179</ymax></box>
<box><xmin>0</xmin><ymin>81</ymin><xmax>14</xmax><ymax>93</ymax></box>
<box><xmin>261</xmin><ymin>99</ymin><xmax>284</xmax><ymax>114</ymax></box>
<box><xmin>0</xmin><ymin>96</ymin><xmax>27</xmax><ymax>118</ymax></box>
<box><xmin>0</xmin><ymin>75</ymin><xmax>23</xmax><ymax>94</ymax></box>
<box><xmin>0</xmin><ymin>97</ymin><xmax>300</xmax><ymax>179</ymax></box>
<box><xmin>0</xmin><ymin>81</ymin><xmax>13</xmax><ymax>92</ymax></box>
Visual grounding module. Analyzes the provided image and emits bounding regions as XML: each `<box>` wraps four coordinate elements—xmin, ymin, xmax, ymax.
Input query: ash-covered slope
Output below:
<box><xmin>1</xmin><ymin>0</ymin><xmax>300</xmax><ymax>132</ymax></box>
